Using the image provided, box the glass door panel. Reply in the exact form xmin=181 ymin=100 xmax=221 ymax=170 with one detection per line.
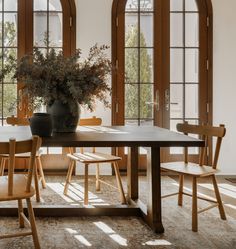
xmin=168 ymin=0 xmax=200 ymax=161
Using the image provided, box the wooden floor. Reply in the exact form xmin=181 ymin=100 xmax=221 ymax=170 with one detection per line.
xmin=0 ymin=175 xmax=236 ymax=248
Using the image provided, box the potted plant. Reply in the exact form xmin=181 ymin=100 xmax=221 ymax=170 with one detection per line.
xmin=3 ymin=44 xmax=111 ymax=133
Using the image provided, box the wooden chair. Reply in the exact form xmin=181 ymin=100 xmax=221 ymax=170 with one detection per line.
xmin=0 ymin=136 xmax=41 ymax=248
xmin=161 ymin=123 xmax=226 ymax=232
xmin=63 ymin=116 xmax=126 ymax=205
xmin=0 ymin=116 xmax=46 ymax=202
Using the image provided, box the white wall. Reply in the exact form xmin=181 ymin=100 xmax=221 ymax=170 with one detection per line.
xmin=212 ymin=0 xmax=236 ymax=175
xmin=76 ymin=0 xmax=112 ymax=126
xmin=76 ymin=0 xmax=236 ymax=175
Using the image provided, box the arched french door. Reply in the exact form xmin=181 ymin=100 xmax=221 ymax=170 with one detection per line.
xmin=0 ymin=0 xmax=76 ymax=123
xmin=112 ymin=0 xmax=212 ymax=169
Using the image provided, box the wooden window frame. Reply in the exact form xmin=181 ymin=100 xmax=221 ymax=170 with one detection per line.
xmin=17 ymin=0 xmax=76 ymax=118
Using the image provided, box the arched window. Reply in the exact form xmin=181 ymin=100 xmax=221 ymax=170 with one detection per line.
xmin=0 ymin=0 xmax=76 ymax=124
xmin=112 ymin=0 xmax=212 ymax=164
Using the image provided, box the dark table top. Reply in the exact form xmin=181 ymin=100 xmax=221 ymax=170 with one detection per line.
xmin=0 ymin=125 xmax=204 ymax=148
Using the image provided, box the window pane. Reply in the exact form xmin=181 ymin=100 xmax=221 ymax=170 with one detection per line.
xmin=125 ymin=14 xmax=138 ymax=47
xmin=170 ymin=0 xmax=183 ymax=11
xmin=186 ymin=119 xmax=199 ymax=154
xmin=185 ymin=49 xmax=199 ymax=82
xmin=3 ymin=48 xmax=17 ymax=82
xmin=185 ymin=84 xmax=199 ymax=118
xmin=170 ymin=119 xmax=184 ymax=154
xmin=170 ymin=49 xmax=183 ymax=82
xmin=185 ymin=13 xmax=199 ymax=47
xmin=125 ymin=48 xmax=138 ymax=83
xmin=49 ymin=0 xmax=62 ymax=11
xmin=34 ymin=0 xmax=47 ymax=11
xmin=34 ymin=12 xmax=47 ymax=47
xmin=0 ymin=0 xmax=2 ymax=11
xmin=0 ymin=13 xmax=2 ymax=43
xmin=170 ymin=13 xmax=183 ymax=47
xmin=4 ymin=0 xmax=17 ymax=11
xmin=170 ymin=84 xmax=183 ymax=119
xmin=125 ymin=120 xmax=139 ymax=126
xmin=140 ymin=84 xmax=153 ymax=119
xmin=125 ymin=84 xmax=138 ymax=118
xmin=140 ymin=119 xmax=154 ymax=126
xmin=140 ymin=13 xmax=153 ymax=47
xmin=140 ymin=0 xmax=153 ymax=11
xmin=185 ymin=0 xmax=198 ymax=11
xmin=4 ymin=13 xmax=17 ymax=47
xmin=126 ymin=0 xmax=138 ymax=11
xmin=49 ymin=12 xmax=62 ymax=47
xmin=140 ymin=48 xmax=153 ymax=82
xmin=3 ymin=84 xmax=17 ymax=118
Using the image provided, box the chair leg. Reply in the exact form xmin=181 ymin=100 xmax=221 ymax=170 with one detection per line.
xmin=212 ymin=175 xmax=226 ymax=220
xmin=0 ymin=158 xmax=6 ymax=176
xmin=37 ymin=157 xmax=46 ymax=189
xmin=64 ymin=160 xmax=75 ymax=195
xmin=84 ymin=164 xmax=89 ymax=205
xmin=18 ymin=199 xmax=24 ymax=228
xmin=113 ymin=162 xmax=126 ymax=204
xmin=34 ymin=162 xmax=40 ymax=203
xmin=96 ymin=163 xmax=101 ymax=191
xmin=192 ymin=177 xmax=198 ymax=232
xmin=178 ymin=174 xmax=184 ymax=206
xmin=26 ymin=198 xmax=41 ymax=249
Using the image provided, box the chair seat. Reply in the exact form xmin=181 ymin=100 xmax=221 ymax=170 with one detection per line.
xmin=161 ymin=161 xmax=219 ymax=177
xmin=0 ymin=175 xmax=35 ymax=201
xmin=67 ymin=152 xmax=121 ymax=164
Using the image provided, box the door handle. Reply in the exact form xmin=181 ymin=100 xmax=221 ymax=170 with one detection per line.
xmin=145 ymin=90 xmax=159 ymax=111
xmin=165 ymin=89 xmax=170 ymax=111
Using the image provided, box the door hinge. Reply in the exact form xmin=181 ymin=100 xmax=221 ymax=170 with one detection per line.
xmin=115 ymin=102 xmax=119 ymax=113
xmin=70 ymin=17 xmax=73 ymax=27
xmin=206 ymin=103 xmax=209 ymax=113
xmin=116 ymin=17 xmax=119 ymax=27
xmin=206 ymin=60 xmax=209 ymax=70
xmin=207 ymin=16 xmax=210 ymax=27
xmin=116 ymin=59 xmax=119 ymax=69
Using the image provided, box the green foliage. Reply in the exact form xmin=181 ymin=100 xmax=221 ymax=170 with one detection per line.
xmin=2 ymin=44 xmax=112 ymax=113
xmin=0 ymin=21 xmax=17 ymax=118
xmin=125 ymin=25 xmax=152 ymax=120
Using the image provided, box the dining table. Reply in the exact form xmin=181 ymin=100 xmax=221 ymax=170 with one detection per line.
xmin=0 ymin=125 xmax=204 ymax=233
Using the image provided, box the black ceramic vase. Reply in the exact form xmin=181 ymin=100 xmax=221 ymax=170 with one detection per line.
xmin=29 ymin=113 xmax=53 ymax=137
xmin=48 ymin=100 xmax=79 ymax=133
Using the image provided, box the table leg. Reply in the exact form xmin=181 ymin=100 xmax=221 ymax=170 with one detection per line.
xmin=146 ymin=147 xmax=164 ymax=233
xmin=127 ymin=147 xmax=139 ymax=200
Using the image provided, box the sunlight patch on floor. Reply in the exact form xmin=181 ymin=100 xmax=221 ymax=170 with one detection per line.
xmin=94 ymin=221 xmax=127 ymax=246
xmin=65 ymin=228 xmax=92 ymax=247
xmin=142 ymin=239 xmax=172 ymax=246
xmin=47 ymin=182 xmax=110 ymax=206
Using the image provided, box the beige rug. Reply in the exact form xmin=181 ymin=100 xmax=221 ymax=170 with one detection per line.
xmin=0 ymin=176 xmax=236 ymax=249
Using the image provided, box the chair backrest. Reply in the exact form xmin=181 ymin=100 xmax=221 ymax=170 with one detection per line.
xmin=0 ymin=136 xmax=41 ymax=195
xmin=77 ymin=116 xmax=102 ymax=153
xmin=6 ymin=116 xmax=29 ymax=126
xmin=78 ymin=116 xmax=102 ymax=126
xmin=177 ymin=122 xmax=226 ymax=169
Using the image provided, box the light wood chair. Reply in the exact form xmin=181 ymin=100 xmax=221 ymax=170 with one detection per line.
xmin=0 ymin=136 xmax=41 ymax=248
xmin=63 ymin=116 xmax=126 ymax=205
xmin=161 ymin=122 xmax=226 ymax=232
xmin=0 ymin=116 xmax=46 ymax=202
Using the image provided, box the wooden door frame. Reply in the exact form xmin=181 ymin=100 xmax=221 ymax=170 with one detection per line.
xmin=112 ymin=0 xmax=213 ymax=169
